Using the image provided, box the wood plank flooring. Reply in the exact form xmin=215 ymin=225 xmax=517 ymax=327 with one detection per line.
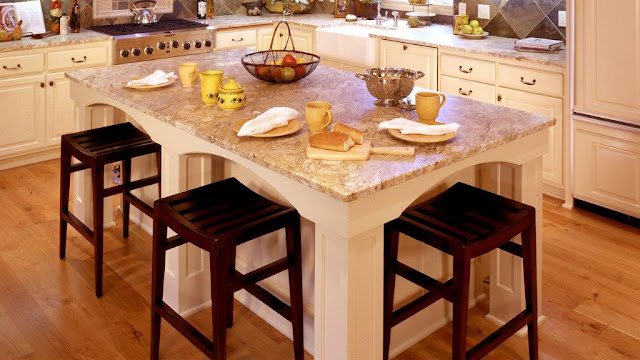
xmin=1 ymin=159 xmax=640 ymax=359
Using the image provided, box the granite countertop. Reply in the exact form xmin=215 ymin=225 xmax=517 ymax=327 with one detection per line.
xmin=204 ymin=14 xmax=565 ymax=68
xmin=0 ymin=29 xmax=112 ymax=52
xmin=66 ymin=48 xmax=554 ymax=202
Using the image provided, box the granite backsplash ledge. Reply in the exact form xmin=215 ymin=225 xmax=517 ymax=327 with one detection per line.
xmin=1 ymin=0 xmax=334 ymax=28
xmin=454 ymin=0 xmax=566 ymax=41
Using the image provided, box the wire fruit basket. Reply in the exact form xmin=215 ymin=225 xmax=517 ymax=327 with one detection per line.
xmin=241 ymin=21 xmax=321 ymax=83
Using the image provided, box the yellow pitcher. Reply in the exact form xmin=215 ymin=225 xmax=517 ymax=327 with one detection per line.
xmin=199 ymin=70 xmax=224 ymax=106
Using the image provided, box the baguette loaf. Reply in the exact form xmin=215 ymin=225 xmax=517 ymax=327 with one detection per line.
xmin=332 ymin=123 xmax=364 ymax=145
xmin=309 ymin=132 xmax=355 ymax=152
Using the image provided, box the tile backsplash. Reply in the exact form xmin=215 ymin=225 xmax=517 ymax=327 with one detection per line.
xmin=454 ymin=0 xmax=565 ymax=41
xmin=1 ymin=0 xmax=334 ymax=28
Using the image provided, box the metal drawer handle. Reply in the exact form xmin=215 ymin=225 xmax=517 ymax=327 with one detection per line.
xmin=71 ymin=56 xmax=87 ymax=63
xmin=231 ymin=38 xmax=244 ymax=42
xmin=520 ymin=77 xmax=536 ymax=86
xmin=49 ymin=81 xmax=54 ymax=87
xmin=279 ymin=33 xmax=284 ymax=37
xmin=458 ymin=88 xmax=473 ymax=96
xmin=403 ymin=45 xmax=408 ymax=50
xmin=2 ymin=64 xmax=21 ymax=70
xmin=497 ymin=94 xmax=502 ymax=102
xmin=459 ymin=66 xmax=472 ymax=73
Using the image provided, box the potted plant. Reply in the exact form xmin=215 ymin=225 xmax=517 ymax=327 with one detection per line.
xmin=355 ymin=0 xmax=377 ymax=20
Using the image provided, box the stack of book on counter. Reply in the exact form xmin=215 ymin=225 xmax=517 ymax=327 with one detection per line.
xmin=514 ymin=37 xmax=564 ymax=53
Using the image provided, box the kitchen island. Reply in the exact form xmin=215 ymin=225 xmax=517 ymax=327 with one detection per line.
xmin=67 ymin=48 xmax=553 ymax=360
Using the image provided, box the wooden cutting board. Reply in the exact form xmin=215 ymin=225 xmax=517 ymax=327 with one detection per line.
xmin=306 ymin=140 xmax=415 ymax=161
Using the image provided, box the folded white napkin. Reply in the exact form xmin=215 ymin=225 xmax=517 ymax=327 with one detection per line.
xmin=237 ymin=107 xmax=300 ymax=137
xmin=378 ymin=118 xmax=460 ymax=136
xmin=126 ymin=70 xmax=177 ymax=86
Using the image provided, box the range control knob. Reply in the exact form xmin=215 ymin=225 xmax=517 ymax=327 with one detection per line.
xmin=171 ymin=40 xmax=179 ymax=48
xmin=120 ymin=49 xmax=130 ymax=58
xmin=204 ymin=39 xmax=213 ymax=47
xmin=157 ymin=42 xmax=166 ymax=50
xmin=194 ymin=40 xmax=202 ymax=49
xmin=132 ymin=48 xmax=141 ymax=56
xmin=144 ymin=46 xmax=154 ymax=55
xmin=183 ymin=42 xmax=191 ymax=50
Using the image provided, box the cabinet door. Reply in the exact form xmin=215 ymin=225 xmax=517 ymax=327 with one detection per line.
xmin=574 ymin=119 xmax=640 ymax=218
xmin=257 ymin=27 xmax=278 ymax=51
xmin=262 ymin=26 xmax=313 ymax=53
xmin=379 ymin=40 xmax=437 ymax=90
xmin=45 ymin=72 xmax=74 ymax=146
xmin=575 ymin=0 xmax=640 ymax=125
xmin=0 ymin=75 xmax=46 ymax=157
xmin=497 ymin=87 xmax=563 ymax=186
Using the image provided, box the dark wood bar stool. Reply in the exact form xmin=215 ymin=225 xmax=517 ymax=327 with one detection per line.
xmin=59 ymin=122 xmax=161 ymax=298
xmin=150 ymin=177 xmax=304 ymax=360
xmin=383 ymin=182 xmax=538 ymax=360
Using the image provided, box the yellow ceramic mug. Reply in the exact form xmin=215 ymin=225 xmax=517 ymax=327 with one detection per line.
xmin=416 ymin=91 xmax=447 ymax=123
xmin=305 ymin=101 xmax=334 ymax=133
xmin=199 ymin=70 xmax=224 ymax=106
xmin=179 ymin=62 xmax=199 ymax=87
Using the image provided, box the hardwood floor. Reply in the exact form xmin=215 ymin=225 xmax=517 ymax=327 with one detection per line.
xmin=1 ymin=159 xmax=640 ymax=359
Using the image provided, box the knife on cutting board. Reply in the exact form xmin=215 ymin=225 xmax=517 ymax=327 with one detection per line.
xmin=306 ymin=140 xmax=415 ymax=161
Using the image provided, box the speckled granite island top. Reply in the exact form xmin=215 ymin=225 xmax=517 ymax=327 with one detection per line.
xmin=67 ymin=48 xmax=554 ymax=202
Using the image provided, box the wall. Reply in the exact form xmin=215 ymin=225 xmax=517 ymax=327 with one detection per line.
xmin=453 ymin=0 xmax=566 ymax=40
xmin=0 ymin=0 xmax=333 ymax=28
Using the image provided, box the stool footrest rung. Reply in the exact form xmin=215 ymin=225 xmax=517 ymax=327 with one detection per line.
xmin=395 ymin=261 xmax=454 ymax=302
xmin=498 ymin=241 xmax=522 ymax=258
xmin=466 ymin=310 xmax=533 ymax=359
xmin=239 ymin=272 xmax=292 ymax=322
xmin=155 ymin=301 xmax=215 ymax=357
xmin=392 ymin=288 xmax=447 ymax=327
xmin=103 ymin=175 xmax=160 ymax=198
xmin=61 ymin=211 xmax=94 ymax=244
xmin=232 ymin=257 xmax=289 ymax=292
xmin=123 ymin=193 xmax=153 ymax=217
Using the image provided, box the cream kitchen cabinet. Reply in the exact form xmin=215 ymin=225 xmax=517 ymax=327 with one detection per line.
xmin=379 ymin=39 xmax=437 ymax=90
xmin=575 ymin=0 xmax=640 ymax=126
xmin=0 ymin=40 xmax=111 ymax=170
xmin=215 ymin=28 xmax=258 ymax=50
xmin=0 ymin=75 xmax=46 ymax=157
xmin=574 ymin=118 xmax=640 ymax=218
xmin=257 ymin=25 xmax=314 ymax=53
xmin=497 ymin=87 xmax=563 ymax=186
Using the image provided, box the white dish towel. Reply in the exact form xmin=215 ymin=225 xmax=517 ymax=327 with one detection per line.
xmin=237 ymin=107 xmax=300 ymax=137
xmin=378 ymin=118 xmax=460 ymax=136
xmin=126 ymin=70 xmax=177 ymax=87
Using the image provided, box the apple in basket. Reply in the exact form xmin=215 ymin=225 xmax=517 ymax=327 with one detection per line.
xmin=282 ymin=53 xmax=297 ymax=66
xmin=256 ymin=65 xmax=271 ymax=80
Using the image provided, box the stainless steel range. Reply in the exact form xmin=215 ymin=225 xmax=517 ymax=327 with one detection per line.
xmin=91 ymin=19 xmax=216 ymax=65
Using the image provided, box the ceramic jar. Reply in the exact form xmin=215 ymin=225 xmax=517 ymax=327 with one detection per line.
xmin=216 ymin=77 xmax=245 ymax=111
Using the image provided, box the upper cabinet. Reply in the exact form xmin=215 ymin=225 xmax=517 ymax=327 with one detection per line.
xmin=379 ymin=40 xmax=438 ymax=90
xmin=574 ymin=0 xmax=640 ymax=126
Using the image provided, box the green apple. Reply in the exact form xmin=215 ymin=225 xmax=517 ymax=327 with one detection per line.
xmin=472 ymin=26 xmax=484 ymax=35
xmin=469 ymin=20 xmax=480 ymax=28
xmin=461 ymin=24 xmax=473 ymax=34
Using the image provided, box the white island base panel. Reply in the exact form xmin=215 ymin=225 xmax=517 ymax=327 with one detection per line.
xmin=70 ymin=82 xmax=546 ymax=360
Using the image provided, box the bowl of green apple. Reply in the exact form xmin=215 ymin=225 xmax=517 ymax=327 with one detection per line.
xmin=459 ymin=19 xmax=489 ymax=39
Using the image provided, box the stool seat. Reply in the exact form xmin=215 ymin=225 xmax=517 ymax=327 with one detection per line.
xmin=384 ymin=182 xmax=538 ymax=360
xmin=395 ymin=182 xmax=534 ymax=257
xmin=151 ymin=178 xmax=304 ymax=360
xmin=59 ymin=122 xmax=161 ymax=298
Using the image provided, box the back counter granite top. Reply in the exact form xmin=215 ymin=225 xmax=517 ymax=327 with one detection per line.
xmin=66 ymin=48 xmax=554 ymax=202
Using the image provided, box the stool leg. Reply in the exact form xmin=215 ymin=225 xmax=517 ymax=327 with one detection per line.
xmin=59 ymin=148 xmax=72 ymax=260
xmin=150 ymin=214 xmax=167 ymax=360
xmin=383 ymin=226 xmax=400 ymax=360
xmin=226 ymin=244 xmax=236 ymax=329
xmin=122 ymin=159 xmax=131 ymax=239
xmin=156 ymin=149 xmax=162 ymax=199
xmin=452 ymin=250 xmax=471 ymax=360
xmin=211 ymin=244 xmax=230 ymax=360
xmin=286 ymin=215 xmax=304 ymax=360
xmin=522 ymin=220 xmax=538 ymax=360
xmin=92 ymin=165 xmax=105 ymax=298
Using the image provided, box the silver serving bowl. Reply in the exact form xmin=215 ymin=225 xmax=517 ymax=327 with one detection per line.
xmin=356 ymin=68 xmax=425 ymax=107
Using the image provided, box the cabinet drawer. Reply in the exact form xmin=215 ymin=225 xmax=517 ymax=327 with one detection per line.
xmin=216 ymin=29 xmax=257 ymax=49
xmin=441 ymin=75 xmax=495 ymax=104
xmin=440 ymin=54 xmax=495 ymax=84
xmin=47 ymin=46 xmax=109 ymax=72
xmin=0 ymin=54 xmax=45 ymax=79
xmin=498 ymin=64 xmax=563 ymax=97
xmin=574 ymin=118 xmax=640 ymax=217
